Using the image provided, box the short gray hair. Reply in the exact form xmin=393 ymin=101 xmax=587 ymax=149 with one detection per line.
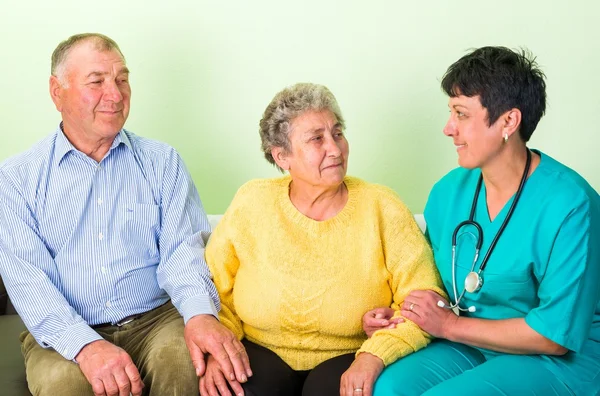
xmin=51 ymin=33 xmax=125 ymax=84
xmin=259 ymin=83 xmax=345 ymax=171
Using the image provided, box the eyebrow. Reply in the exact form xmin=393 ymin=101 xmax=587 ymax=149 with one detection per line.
xmin=303 ymin=122 xmax=343 ymax=135
xmin=85 ymin=67 xmax=130 ymax=78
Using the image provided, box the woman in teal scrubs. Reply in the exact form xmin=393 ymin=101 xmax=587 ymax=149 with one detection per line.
xmin=364 ymin=47 xmax=600 ymax=395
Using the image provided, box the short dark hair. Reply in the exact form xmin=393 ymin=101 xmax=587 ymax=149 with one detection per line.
xmin=441 ymin=46 xmax=547 ymax=142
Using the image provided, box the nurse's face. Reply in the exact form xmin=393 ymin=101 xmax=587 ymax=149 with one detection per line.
xmin=443 ymin=95 xmax=505 ymax=169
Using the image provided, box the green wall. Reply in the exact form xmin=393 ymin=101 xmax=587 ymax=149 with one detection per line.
xmin=2 ymin=1 xmax=598 ymax=214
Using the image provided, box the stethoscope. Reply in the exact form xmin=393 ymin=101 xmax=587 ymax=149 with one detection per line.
xmin=437 ymin=149 xmax=532 ymax=313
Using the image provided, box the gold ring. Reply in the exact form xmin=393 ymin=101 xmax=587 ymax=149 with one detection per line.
xmin=354 ymin=389 xmax=363 ymax=393
xmin=409 ymin=303 xmax=415 ymax=311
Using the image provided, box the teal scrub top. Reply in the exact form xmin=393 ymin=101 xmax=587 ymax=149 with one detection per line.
xmin=424 ymin=150 xmax=600 ymax=392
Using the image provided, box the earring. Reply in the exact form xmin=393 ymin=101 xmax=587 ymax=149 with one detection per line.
xmin=503 ymin=133 xmax=509 ymax=143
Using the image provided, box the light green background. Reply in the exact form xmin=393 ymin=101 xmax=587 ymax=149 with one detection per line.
xmin=1 ymin=1 xmax=598 ymax=214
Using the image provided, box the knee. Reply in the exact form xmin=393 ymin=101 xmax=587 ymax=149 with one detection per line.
xmin=373 ymin=368 xmax=399 ymax=396
xmin=29 ymin=362 xmax=91 ymax=396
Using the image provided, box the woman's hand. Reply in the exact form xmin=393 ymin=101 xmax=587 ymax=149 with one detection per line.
xmin=340 ymin=353 xmax=384 ymax=396
xmin=199 ymin=354 xmax=244 ymax=396
xmin=362 ymin=307 xmax=404 ymax=337
xmin=400 ymin=290 xmax=458 ymax=338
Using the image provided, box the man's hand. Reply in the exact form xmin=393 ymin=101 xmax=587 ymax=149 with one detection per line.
xmin=76 ymin=339 xmax=143 ymax=396
xmin=199 ymin=354 xmax=244 ymax=396
xmin=340 ymin=353 xmax=384 ymax=396
xmin=362 ymin=307 xmax=403 ymax=338
xmin=185 ymin=314 xmax=252 ymax=384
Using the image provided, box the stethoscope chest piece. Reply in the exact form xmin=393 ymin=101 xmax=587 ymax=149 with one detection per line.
xmin=464 ymin=271 xmax=483 ymax=293
xmin=439 ymin=149 xmax=532 ymax=313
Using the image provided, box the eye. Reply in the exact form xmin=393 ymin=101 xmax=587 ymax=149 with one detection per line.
xmin=117 ymin=78 xmax=129 ymax=84
xmin=457 ymin=111 xmax=466 ymax=118
xmin=90 ymin=80 xmax=102 ymax=85
xmin=333 ymin=131 xmax=344 ymax=139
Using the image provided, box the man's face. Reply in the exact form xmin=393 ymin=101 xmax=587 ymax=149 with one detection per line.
xmin=50 ymin=41 xmax=131 ymax=144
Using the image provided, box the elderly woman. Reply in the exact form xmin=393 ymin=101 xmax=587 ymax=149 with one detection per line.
xmin=200 ymin=83 xmax=445 ymax=396
xmin=365 ymin=47 xmax=600 ymax=395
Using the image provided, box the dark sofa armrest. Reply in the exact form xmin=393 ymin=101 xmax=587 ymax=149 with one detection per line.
xmin=1 ymin=276 xmax=7 ymax=316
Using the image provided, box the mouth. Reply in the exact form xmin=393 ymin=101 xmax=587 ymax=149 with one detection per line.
xmin=321 ymin=163 xmax=343 ymax=171
xmin=454 ymin=143 xmax=466 ymax=150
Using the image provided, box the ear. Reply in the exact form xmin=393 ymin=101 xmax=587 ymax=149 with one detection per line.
xmin=49 ymin=75 xmax=65 ymax=112
xmin=271 ymin=146 xmax=290 ymax=171
xmin=500 ymin=108 xmax=522 ymax=140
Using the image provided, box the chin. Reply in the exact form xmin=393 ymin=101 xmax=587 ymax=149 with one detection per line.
xmin=457 ymin=157 xmax=479 ymax=170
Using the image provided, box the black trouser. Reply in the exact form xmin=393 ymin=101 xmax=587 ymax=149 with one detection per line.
xmin=241 ymin=339 xmax=355 ymax=396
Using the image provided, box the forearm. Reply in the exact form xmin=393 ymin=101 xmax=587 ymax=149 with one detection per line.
xmin=157 ymin=220 xmax=220 ymax=322
xmin=1 ymin=254 xmax=102 ymax=360
xmin=358 ymin=321 xmax=432 ymax=365
xmin=445 ymin=316 xmax=568 ymax=355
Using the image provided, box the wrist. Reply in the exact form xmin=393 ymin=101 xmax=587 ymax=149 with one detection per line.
xmin=187 ymin=313 xmax=218 ymax=326
xmin=442 ymin=315 xmax=460 ymax=341
xmin=356 ymin=352 xmax=384 ymax=368
xmin=75 ymin=339 xmax=105 ymax=363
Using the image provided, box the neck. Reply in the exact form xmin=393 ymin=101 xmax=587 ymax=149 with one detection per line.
xmin=61 ymin=123 xmax=117 ymax=163
xmin=480 ymin=144 xmax=535 ymax=198
xmin=289 ymin=179 xmax=348 ymax=221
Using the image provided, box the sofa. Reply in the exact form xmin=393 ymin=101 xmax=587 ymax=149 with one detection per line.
xmin=0 ymin=214 xmax=426 ymax=395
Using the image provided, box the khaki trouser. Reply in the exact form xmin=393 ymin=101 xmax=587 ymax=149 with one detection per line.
xmin=21 ymin=301 xmax=198 ymax=396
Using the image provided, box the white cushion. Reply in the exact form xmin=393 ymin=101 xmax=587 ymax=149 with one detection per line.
xmin=207 ymin=214 xmax=426 ymax=233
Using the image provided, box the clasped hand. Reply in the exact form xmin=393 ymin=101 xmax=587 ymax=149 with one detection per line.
xmin=363 ymin=291 xmax=458 ymax=339
xmin=185 ymin=315 xmax=252 ymax=396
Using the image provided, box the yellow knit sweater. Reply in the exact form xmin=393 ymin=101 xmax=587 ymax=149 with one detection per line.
xmin=205 ymin=176 xmax=445 ymax=370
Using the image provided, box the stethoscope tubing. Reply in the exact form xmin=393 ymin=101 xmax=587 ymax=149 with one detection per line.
xmin=446 ymin=149 xmax=532 ymax=311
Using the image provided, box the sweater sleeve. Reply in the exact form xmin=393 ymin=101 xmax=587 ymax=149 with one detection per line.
xmin=357 ymin=194 xmax=446 ymax=366
xmin=204 ymin=205 xmax=244 ymax=340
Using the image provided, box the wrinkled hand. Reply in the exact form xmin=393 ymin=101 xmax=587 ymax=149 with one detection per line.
xmin=362 ymin=307 xmax=404 ymax=338
xmin=185 ymin=314 xmax=252 ymax=384
xmin=199 ymin=354 xmax=244 ymax=396
xmin=340 ymin=353 xmax=384 ymax=396
xmin=401 ymin=290 xmax=458 ymax=338
xmin=76 ymin=339 xmax=143 ymax=396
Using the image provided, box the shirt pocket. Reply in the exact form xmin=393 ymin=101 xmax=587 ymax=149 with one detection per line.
xmin=117 ymin=203 xmax=160 ymax=260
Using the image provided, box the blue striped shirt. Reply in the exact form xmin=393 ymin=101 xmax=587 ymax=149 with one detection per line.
xmin=0 ymin=126 xmax=220 ymax=360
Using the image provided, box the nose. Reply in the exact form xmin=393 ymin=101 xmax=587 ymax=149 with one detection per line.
xmin=443 ymin=115 xmax=456 ymax=137
xmin=324 ymin=134 xmax=342 ymax=157
xmin=103 ymin=80 xmax=124 ymax=103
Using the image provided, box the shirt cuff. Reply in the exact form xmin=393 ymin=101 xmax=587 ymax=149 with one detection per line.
xmin=51 ymin=321 xmax=103 ymax=361
xmin=179 ymin=294 xmax=219 ymax=324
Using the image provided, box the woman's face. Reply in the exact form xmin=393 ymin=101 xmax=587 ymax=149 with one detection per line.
xmin=443 ymin=94 xmax=505 ymax=169
xmin=278 ymin=109 xmax=349 ymax=190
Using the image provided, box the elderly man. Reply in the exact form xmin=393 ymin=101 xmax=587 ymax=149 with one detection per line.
xmin=0 ymin=33 xmax=251 ymax=396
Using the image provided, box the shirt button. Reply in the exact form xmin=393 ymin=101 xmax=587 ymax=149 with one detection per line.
xmin=97 ymin=198 xmax=103 ymax=205
xmin=101 ymin=267 xmax=107 ymax=274
xmin=98 ymin=232 xmax=104 ymax=240
xmin=105 ymin=301 xmax=112 ymax=308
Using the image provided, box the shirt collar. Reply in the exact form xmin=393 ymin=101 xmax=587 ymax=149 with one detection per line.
xmin=54 ymin=122 xmax=132 ymax=166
